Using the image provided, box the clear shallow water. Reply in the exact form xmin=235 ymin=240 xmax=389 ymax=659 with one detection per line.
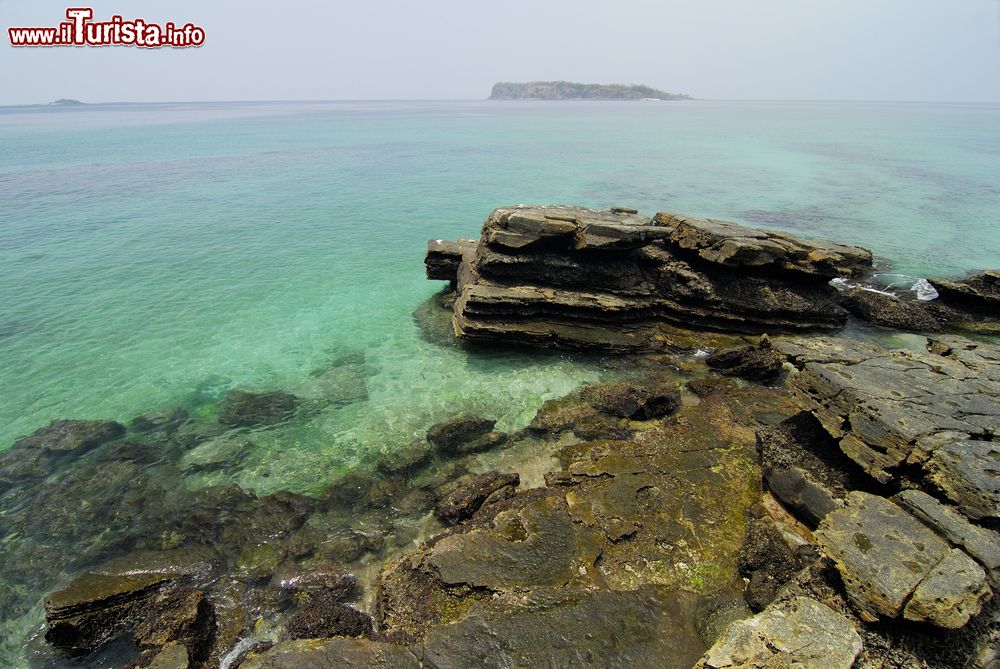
xmin=0 ymin=100 xmax=999 ymax=665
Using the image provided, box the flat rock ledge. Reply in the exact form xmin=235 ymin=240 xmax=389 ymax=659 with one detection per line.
xmin=696 ymin=596 xmax=862 ymax=669
xmin=426 ymin=205 xmax=873 ymax=351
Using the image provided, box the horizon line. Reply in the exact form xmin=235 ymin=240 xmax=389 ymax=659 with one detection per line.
xmin=3 ymin=97 xmax=1000 ymax=108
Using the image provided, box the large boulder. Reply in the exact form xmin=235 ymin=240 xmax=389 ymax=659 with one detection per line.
xmin=655 ymin=212 xmax=873 ymax=279
xmin=428 ymin=205 xmax=872 ymax=351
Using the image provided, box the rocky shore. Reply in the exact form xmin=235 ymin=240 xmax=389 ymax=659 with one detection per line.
xmin=1 ymin=205 xmax=999 ymax=668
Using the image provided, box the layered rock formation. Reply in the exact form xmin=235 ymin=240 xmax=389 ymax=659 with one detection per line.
xmin=426 ymin=206 xmax=873 ymax=351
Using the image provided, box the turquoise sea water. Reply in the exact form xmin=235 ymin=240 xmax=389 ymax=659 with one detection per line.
xmin=0 ymin=100 xmax=999 ymax=665
xmin=2 ymin=100 xmax=999 ymax=460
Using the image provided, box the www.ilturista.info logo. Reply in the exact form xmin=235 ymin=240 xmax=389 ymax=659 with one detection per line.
xmin=8 ymin=8 xmax=205 ymax=48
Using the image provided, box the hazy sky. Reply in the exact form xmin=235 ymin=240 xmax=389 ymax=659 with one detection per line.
xmin=1 ymin=0 xmax=998 ymax=104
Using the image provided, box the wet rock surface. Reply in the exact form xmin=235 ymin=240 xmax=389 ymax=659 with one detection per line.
xmin=433 ymin=470 xmax=520 ymax=524
xmin=706 ymin=336 xmax=784 ymax=384
xmin=838 ymin=287 xmax=943 ymax=332
xmin=239 ymin=638 xmax=420 ymax=669
xmin=427 ymin=205 xmax=872 ymax=351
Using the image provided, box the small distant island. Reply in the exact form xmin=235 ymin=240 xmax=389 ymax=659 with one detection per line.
xmin=48 ymin=99 xmax=86 ymax=106
xmin=489 ymin=81 xmax=691 ymax=101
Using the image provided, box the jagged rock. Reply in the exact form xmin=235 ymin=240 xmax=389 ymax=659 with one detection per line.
xmin=239 ymin=638 xmax=420 ymax=669
xmin=655 ymin=212 xmax=873 ymax=279
xmin=695 ymin=596 xmax=862 ymax=669
xmin=930 ymin=270 xmax=1000 ymax=326
xmin=893 ymin=489 xmax=1000 ymax=586
xmin=925 ymin=440 xmax=1000 ymax=522
xmin=426 ymin=415 xmax=498 ymax=454
xmin=737 ymin=519 xmax=804 ymax=611
xmin=286 ymin=597 xmax=374 ymax=640
xmin=837 ymin=287 xmax=942 ymax=331
xmin=431 ymin=205 xmax=871 ymax=351
xmin=706 ymin=337 xmax=784 ymax=384
xmin=814 ymin=491 xmax=989 ymax=624
xmin=425 ymin=238 xmax=477 ymax=283
xmin=755 ymin=412 xmax=859 ymax=527
xmin=903 ymin=548 xmax=991 ymax=628
xmin=776 ymin=335 xmax=1000 ymax=485
xmin=44 ymin=553 xmax=215 ymax=660
xmin=433 ymin=471 xmax=519 ymax=524
xmin=584 ymin=383 xmax=681 ymax=420
xmin=217 ymin=389 xmax=298 ymax=427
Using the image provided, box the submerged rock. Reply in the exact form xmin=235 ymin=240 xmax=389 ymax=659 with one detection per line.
xmin=426 ymin=414 xmax=506 ymax=455
xmin=217 ymin=389 xmax=298 ymax=427
xmin=1 ymin=419 xmax=125 ymax=483
xmin=696 ymin=596 xmax=862 ymax=669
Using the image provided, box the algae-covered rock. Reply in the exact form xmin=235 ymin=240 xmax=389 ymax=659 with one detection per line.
xmin=1 ymin=418 xmax=125 ymax=483
xmin=239 ymin=637 xmax=420 ymax=669
xmin=428 ymin=494 xmax=603 ymax=590
xmin=422 ymin=586 xmax=707 ymax=669
xmin=235 ymin=542 xmax=286 ymax=582
xmin=696 ymin=596 xmax=862 ymax=669
xmin=286 ymin=597 xmax=374 ymax=640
